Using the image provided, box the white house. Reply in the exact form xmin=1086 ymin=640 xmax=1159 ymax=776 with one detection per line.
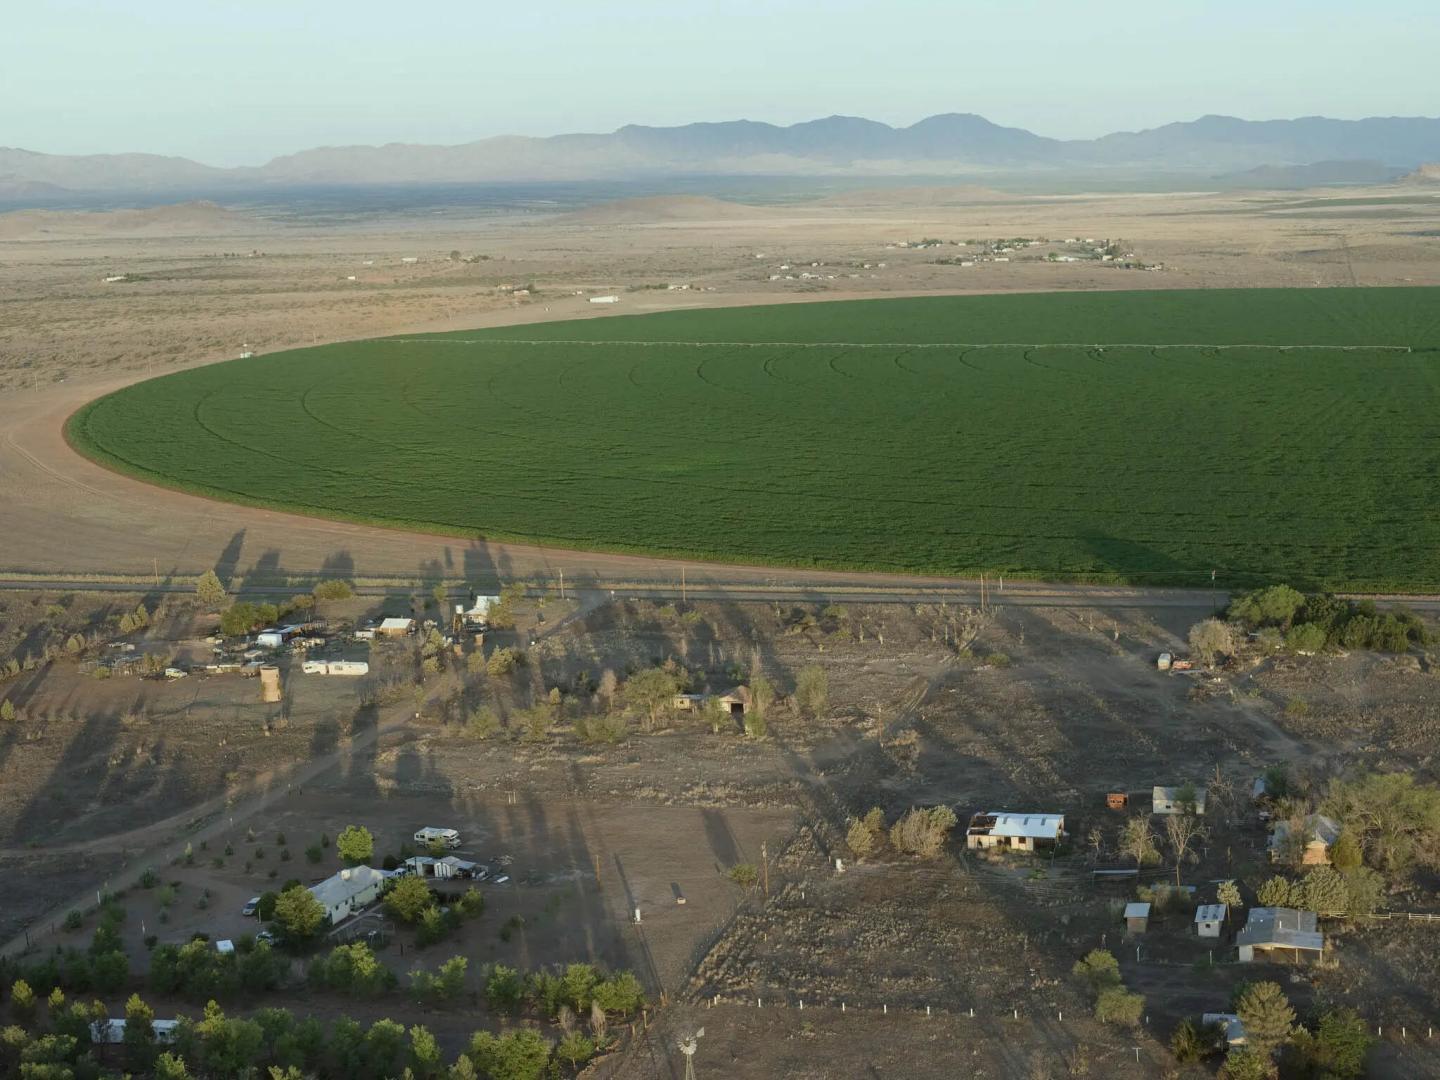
xmin=966 ymin=812 xmax=1066 ymax=852
xmin=589 ymin=295 xmax=619 ymax=304
xmin=1195 ymin=903 xmax=1227 ymax=937
xmin=309 ymin=865 xmax=386 ymax=925
xmin=1152 ymin=786 xmax=1207 ymax=815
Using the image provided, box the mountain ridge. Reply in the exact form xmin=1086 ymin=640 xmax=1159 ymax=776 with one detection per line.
xmin=6 ymin=112 xmax=1440 ymax=193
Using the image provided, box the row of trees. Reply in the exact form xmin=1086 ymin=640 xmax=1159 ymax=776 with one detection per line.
xmin=1208 ymin=584 xmax=1430 ymax=658
xmin=0 ymin=991 xmax=605 ymax=1080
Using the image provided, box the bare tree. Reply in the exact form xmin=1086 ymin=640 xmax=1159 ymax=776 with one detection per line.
xmin=1087 ymin=826 xmax=1105 ymax=864
xmin=1119 ymin=817 xmax=1160 ymax=866
xmin=1163 ymin=814 xmax=1209 ymax=886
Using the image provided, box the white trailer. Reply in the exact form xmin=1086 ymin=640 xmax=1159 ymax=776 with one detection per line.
xmin=414 ymin=827 xmax=461 ymax=849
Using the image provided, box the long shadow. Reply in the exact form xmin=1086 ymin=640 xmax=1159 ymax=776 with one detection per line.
xmin=213 ymin=529 xmax=247 ymax=587
xmin=244 ymin=549 xmax=288 ymax=592
xmin=320 ymin=550 xmax=355 ymax=582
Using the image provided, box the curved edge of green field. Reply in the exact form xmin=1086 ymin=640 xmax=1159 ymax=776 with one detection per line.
xmin=65 ymin=392 xmax=1160 ymax=586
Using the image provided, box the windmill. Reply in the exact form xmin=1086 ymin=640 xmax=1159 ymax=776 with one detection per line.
xmin=678 ymin=1027 xmax=704 ymax=1080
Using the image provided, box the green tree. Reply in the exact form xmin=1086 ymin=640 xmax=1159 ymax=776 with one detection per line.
xmin=794 ymin=665 xmax=828 ymax=718
xmin=1287 ymin=1007 xmax=1374 ymax=1079
xmin=336 ymin=825 xmax=374 ymax=865
xmin=1217 ymin=879 xmax=1243 ymax=911
xmin=623 ymin=667 xmax=682 ymax=731
xmin=9 ymin=980 xmax=36 ymax=1023
xmin=385 ymin=877 xmax=434 ymax=923
xmin=484 ymin=965 xmax=523 ymax=1013
xmin=410 ymin=1024 xmax=444 ymax=1079
xmin=0 ymin=700 xmax=14 ymax=722
xmin=364 ymin=1019 xmax=409 ymax=1080
xmin=1228 ymin=585 xmax=1305 ymax=628
xmin=1330 ymin=831 xmax=1363 ymax=873
xmin=556 ymin=1031 xmax=595 ymax=1068
xmin=592 ymin=971 xmax=645 ymax=1016
xmin=1297 ymin=866 xmax=1348 ymax=913
xmin=219 ymin=602 xmax=263 ymax=637
xmin=154 ymin=1052 xmax=194 ymax=1079
xmin=273 ymin=885 xmax=326 ymax=938
xmin=1342 ymin=866 xmax=1385 ymax=915
xmin=311 ymin=943 xmax=392 ymax=996
xmin=1284 ymin=622 xmax=1326 ymax=654
xmin=196 ymin=570 xmax=228 ymax=611
xmin=467 ymin=1030 xmax=551 ymax=1080
xmin=1256 ymin=875 xmax=1293 ymax=907
xmin=466 ymin=706 xmax=500 ymax=739
xmin=1220 ymin=1047 xmax=1271 ymax=1080
xmin=1072 ymin=949 xmax=1121 ymax=991
xmin=122 ymin=993 xmax=158 ymax=1073
xmin=1324 ymin=770 xmax=1440 ymax=875
xmin=846 ymin=807 xmax=886 ymax=857
xmin=1235 ymin=981 xmax=1295 ymax=1061
xmin=1095 ymin=987 xmax=1144 ymax=1026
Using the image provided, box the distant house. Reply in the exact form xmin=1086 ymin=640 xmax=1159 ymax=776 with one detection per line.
xmin=1236 ymin=907 xmax=1323 ymax=963
xmin=1124 ymin=902 xmax=1151 ymax=934
xmin=672 ymin=693 xmax=710 ymax=712
xmin=589 ymin=295 xmax=619 ymax=304
xmin=405 ymin=855 xmax=477 ymax=879
xmin=309 ymin=865 xmax=386 ymax=925
xmin=965 ymin=812 xmax=1066 ymax=852
xmin=1202 ymin=1013 xmax=1247 ymax=1048
xmin=1153 ymin=786 xmax=1207 ymax=815
xmin=377 ymin=618 xmax=415 ymax=638
xmin=1268 ymin=815 xmax=1341 ymax=866
xmin=457 ymin=595 xmax=500 ymax=628
xmin=1195 ymin=903 xmax=1227 ymax=937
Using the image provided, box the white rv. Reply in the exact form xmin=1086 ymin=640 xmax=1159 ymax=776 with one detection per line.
xmin=414 ymin=827 xmax=461 ymax=849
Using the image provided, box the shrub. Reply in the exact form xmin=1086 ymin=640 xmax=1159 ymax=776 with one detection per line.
xmin=846 ymin=807 xmax=887 ymax=857
xmin=484 ymin=964 xmax=523 ymax=1013
xmin=486 ymin=648 xmax=524 ymax=677
xmin=728 ymin=863 xmax=759 ymax=888
xmin=1072 ymin=949 xmax=1121 ymax=991
xmin=466 ymin=706 xmax=500 ymax=740
xmin=1297 ymin=867 xmax=1348 ymax=913
xmin=62 ymin=911 xmax=83 ymax=932
xmin=1285 ymin=622 xmax=1326 ymax=654
xmin=310 ymin=942 xmax=393 ymax=996
xmin=794 ymin=665 xmax=828 ymax=717
xmin=305 ymin=845 xmax=322 ymax=865
xmin=577 ymin=712 xmax=626 ymax=745
xmin=1094 ymin=986 xmax=1144 ymax=1026
xmin=889 ymin=806 xmax=958 ymax=858
xmin=1189 ymin=618 xmax=1235 ymax=665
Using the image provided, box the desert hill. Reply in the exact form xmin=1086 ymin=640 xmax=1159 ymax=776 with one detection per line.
xmin=0 ymin=200 xmax=255 ymax=240
xmin=554 ymin=195 xmax=780 ymax=225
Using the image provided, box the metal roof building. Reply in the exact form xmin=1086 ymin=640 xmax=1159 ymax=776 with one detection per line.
xmin=966 ymin=811 xmax=1066 ymax=851
xmin=1237 ymin=906 xmax=1323 ymax=962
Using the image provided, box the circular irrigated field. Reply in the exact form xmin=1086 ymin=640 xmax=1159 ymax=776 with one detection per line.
xmin=69 ymin=288 xmax=1440 ymax=588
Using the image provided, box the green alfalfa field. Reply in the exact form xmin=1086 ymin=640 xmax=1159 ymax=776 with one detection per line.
xmin=68 ymin=288 xmax=1440 ymax=589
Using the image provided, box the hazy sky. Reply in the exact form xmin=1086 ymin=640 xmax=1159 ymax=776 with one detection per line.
xmin=7 ymin=0 xmax=1438 ymax=165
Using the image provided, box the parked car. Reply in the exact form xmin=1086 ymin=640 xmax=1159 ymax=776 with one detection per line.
xmin=491 ymin=874 xmax=511 ymax=886
xmin=242 ymin=897 xmax=260 ymax=917
xmin=256 ymin=930 xmax=276 ymax=945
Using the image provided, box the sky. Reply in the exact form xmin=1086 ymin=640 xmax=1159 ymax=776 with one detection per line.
xmin=5 ymin=0 xmax=1439 ymax=165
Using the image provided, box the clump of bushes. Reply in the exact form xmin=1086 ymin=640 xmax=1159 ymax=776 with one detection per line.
xmin=889 ymin=806 xmax=958 ymax=858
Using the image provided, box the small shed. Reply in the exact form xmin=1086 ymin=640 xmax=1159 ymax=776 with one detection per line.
xmin=1124 ymin=902 xmax=1151 ymax=934
xmin=215 ymin=939 xmax=235 ymax=955
xmin=672 ymin=693 xmax=709 ymax=712
xmin=1156 ymin=652 xmax=1172 ymax=671
xmin=717 ymin=686 xmax=752 ymax=717
xmin=377 ymin=618 xmax=415 ymax=637
xmin=1195 ymin=903 xmax=1227 ymax=937
xmin=256 ymin=628 xmax=286 ymax=649
xmin=1106 ymin=792 xmax=1129 ymax=810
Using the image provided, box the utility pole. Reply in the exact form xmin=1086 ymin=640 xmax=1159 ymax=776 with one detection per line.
xmin=558 ymin=568 xmax=565 ymax=601
xmin=681 ymin=566 xmax=687 ymax=604
xmin=153 ymin=558 xmax=160 ymax=587
xmin=761 ymin=841 xmax=769 ymax=898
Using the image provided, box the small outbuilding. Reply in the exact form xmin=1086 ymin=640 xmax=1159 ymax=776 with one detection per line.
xmin=1106 ymin=792 xmax=1129 ymax=810
xmin=1194 ymin=903 xmax=1227 ymax=937
xmin=1124 ymin=902 xmax=1151 ymax=934
xmin=1153 ymin=785 xmax=1207 ymax=815
xmin=672 ymin=693 xmax=710 ymax=712
xmin=717 ymin=686 xmax=752 ymax=718
xmin=377 ymin=618 xmax=416 ymax=637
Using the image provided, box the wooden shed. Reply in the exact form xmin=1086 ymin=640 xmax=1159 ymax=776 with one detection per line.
xmin=1124 ymin=902 xmax=1151 ymax=934
xmin=1106 ymin=792 xmax=1129 ymax=810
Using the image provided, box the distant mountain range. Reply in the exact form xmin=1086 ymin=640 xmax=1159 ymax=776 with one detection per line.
xmin=4 ymin=113 xmax=1440 ymax=194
